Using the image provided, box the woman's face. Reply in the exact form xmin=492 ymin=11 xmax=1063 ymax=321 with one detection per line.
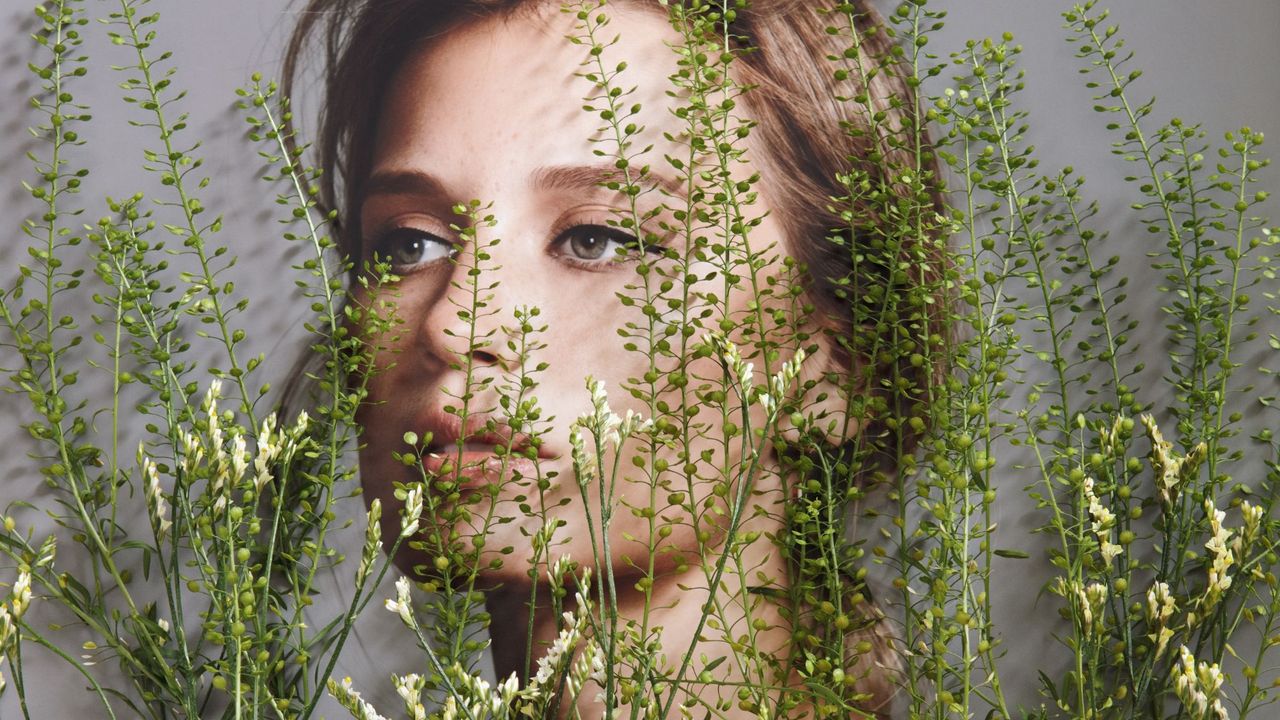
xmin=355 ymin=3 xmax=807 ymax=583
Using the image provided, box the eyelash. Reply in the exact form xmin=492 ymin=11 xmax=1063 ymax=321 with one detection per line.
xmin=365 ymin=222 xmax=664 ymax=274
xmin=551 ymin=223 xmax=664 ymax=272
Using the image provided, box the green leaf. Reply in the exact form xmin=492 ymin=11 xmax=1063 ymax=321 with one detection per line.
xmin=994 ymin=549 xmax=1031 ymax=559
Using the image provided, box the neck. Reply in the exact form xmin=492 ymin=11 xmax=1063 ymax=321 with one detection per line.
xmin=486 ymin=539 xmax=797 ymax=720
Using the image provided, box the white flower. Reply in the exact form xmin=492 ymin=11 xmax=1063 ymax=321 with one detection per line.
xmin=1173 ymin=646 xmax=1228 ymax=720
xmin=400 ymin=485 xmax=422 ymax=539
xmin=1146 ymin=581 xmax=1175 ymax=625
xmin=359 ymin=499 xmax=383 ymax=581
xmin=580 ymin=377 xmax=622 ymax=447
xmin=229 ymin=434 xmax=249 ymax=485
xmin=548 ymin=555 xmax=573 ymax=587
xmin=142 ymin=455 xmax=172 ymax=540
xmin=758 ymin=392 xmax=776 ymax=416
xmin=569 ymin=425 xmax=595 ymax=485
xmin=207 ymin=384 xmax=225 ymax=473
xmin=178 ymin=428 xmax=203 ymax=476
xmin=1141 ymin=414 xmax=1207 ymax=508
xmin=1146 ymin=581 xmax=1176 ymax=658
xmin=618 ymin=408 xmax=653 ymax=440
xmin=569 ymin=639 xmax=605 ymax=698
xmin=385 ymin=577 xmax=415 ymax=628
xmin=532 ymin=624 xmax=581 ymax=688
xmin=11 ymin=569 xmax=32 ymax=620
xmin=1083 ymin=476 xmax=1120 ymax=565
xmin=1203 ymin=499 xmax=1235 ymax=609
xmin=253 ymin=413 xmax=280 ymax=493
xmin=327 ymin=676 xmax=390 ymax=720
xmin=392 ymin=673 xmax=426 ymax=720
xmin=498 ymin=671 xmax=520 ymax=705
xmin=714 ymin=335 xmax=753 ymax=390
xmin=1078 ymin=582 xmax=1108 ymax=636
xmin=291 ymin=409 xmax=311 ymax=438
xmin=203 ymin=379 xmax=223 ymax=415
xmin=1241 ymin=500 xmax=1264 ymax=539
xmin=0 ymin=606 xmax=14 ymax=650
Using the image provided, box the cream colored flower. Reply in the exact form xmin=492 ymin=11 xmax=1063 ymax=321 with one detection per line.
xmin=327 ymin=676 xmax=390 ymax=720
xmin=400 ymin=485 xmax=422 ymax=539
xmin=385 ymin=577 xmax=414 ymax=627
xmin=11 ymin=569 xmax=31 ymax=620
xmin=253 ymin=413 xmax=280 ymax=493
xmin=393 ymin=672 xmax=426 ymax=720
xmin=141 ymin=454 xmax=172 ymax=540
xmin=1203 ymin=499 xmax=1235 ymax=610
xmin=1173 ymin=646 xmax=1228 ymax=720
xmin=358 ymin=499 xmax=382 ymax=581
xmin=1083 ymin=476 xmax=1121 ymax=565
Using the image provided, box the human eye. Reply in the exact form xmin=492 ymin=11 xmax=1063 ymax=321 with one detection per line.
xmin=369 ymin=226 xmax=455 ymax=273
xmin=552 ymin=223 xmax=661 ymax=267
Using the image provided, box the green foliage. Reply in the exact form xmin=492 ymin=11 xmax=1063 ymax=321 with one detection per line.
xmin=1 ymin=1 xmax=1277 ymax=719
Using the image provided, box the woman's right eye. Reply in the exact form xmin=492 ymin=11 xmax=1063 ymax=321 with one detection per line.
xmin=370 ymin=227 xmax=455 ymax=271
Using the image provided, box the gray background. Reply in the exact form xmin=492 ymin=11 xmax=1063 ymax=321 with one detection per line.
xmin=1 ymin=0 xmax=1277 ymax=717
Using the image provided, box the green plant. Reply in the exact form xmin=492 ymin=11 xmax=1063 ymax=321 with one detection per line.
xmin=1 ymin=1 xmax=1277 ymax=719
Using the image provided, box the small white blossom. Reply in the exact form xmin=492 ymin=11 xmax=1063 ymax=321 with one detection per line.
xmin=579 ymin=377 xmax=622 ymax=448
xmin=385 ymin=577 xmax=415 ymax=628
xmin=229 ymin=434 xmax=249 ymax=486
xmin=206 ymin=385 xmax=226 ymax=483
xmin=253 ymin=413 xmax=280 ymax=493
xmin=569 ymin=425 xmax=592 ymax=480
xmin=290 ymin=409 xmax=311 ymax=440
xmin=532 ymin=624 xmax=581 ymax=688
xmin=0 ymin=606 xmax=14 ymax=651
xmin=1078 ymin=582 xmax=1108 ymax=636
xmin=141 ymin=454 xmax=172 ymax=541
xmin=1141 ymin=414 xmax=1207 ymax=509
xmin=392 ymin=672 xmax=426 ymax=720
xmin=1203 ymin=499 xmax=1235 ymax=610
xmin=548 ymin=555 xmax=574 ymax=587
xmin=359 ymin=499 xmax=383 ymax=581
xmin=178 ymin=428 xmax=203 ymax=476
xmin=1173 ymin=646 xmax=1228 ymax=720
xmin=618 ymin=408 xmax=653 ymax=440
xmin=1146 ymin=581 xmax=1175 ymax=625
xmin=758 ymin=392 xmax=776 ymax=416
xmin=400 ymin=485 xmax=422 ymax=539
xmin=12 ymin=569 xmax=32 ymax=620
xmin=568 ymin=638 xmax=604 ymax=698
xmin=1083 ymin=476 xmax=1121 ymax=565
xmin=327 ymin=676 xmax=391 ymax=720
xmin=1146 ymin=581 xmax=1176 ymax=658
xmin=1241 ymin=500 xmax=1264 ymax=540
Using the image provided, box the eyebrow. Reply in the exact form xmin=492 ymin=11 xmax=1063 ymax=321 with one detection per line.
xmin=362 ymin=162 xmax=688 ymax=202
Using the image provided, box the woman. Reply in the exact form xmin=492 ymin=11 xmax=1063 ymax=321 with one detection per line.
xmin=285 ymin=0 xmax=945 ymax=717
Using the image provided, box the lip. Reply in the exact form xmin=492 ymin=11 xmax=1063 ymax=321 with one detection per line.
xmin=415 ymin=406 xmax=552 ymax=488
xmin=422 ymin=450 xmax=540 ymax=490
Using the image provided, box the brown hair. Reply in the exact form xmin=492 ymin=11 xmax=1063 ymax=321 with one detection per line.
xmin=283 ymin=0 xmax=948 ymax=714
xmin=283 ymin=0 xmax=947 ymax=428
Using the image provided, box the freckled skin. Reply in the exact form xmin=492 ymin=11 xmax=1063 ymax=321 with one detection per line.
xmin=354 ymin=5 xmax=837 ymax=717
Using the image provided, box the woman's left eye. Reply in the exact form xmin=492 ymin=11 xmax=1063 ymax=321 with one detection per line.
xmin=555 ymin=224 xmax=647 ymax=263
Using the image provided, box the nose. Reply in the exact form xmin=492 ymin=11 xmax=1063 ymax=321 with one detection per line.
xmin=416 ymin=231 xmax=521 ymax=373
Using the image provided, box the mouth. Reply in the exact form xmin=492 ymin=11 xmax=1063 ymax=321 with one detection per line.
xmin=415 ymin=409 xmax=552 ymax=490
xmin=421 ymin=445 xmax=541 ymax=490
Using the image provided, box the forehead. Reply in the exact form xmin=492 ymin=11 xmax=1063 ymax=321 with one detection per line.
xmin=372 ymin=4 xmax=687 ymax=178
